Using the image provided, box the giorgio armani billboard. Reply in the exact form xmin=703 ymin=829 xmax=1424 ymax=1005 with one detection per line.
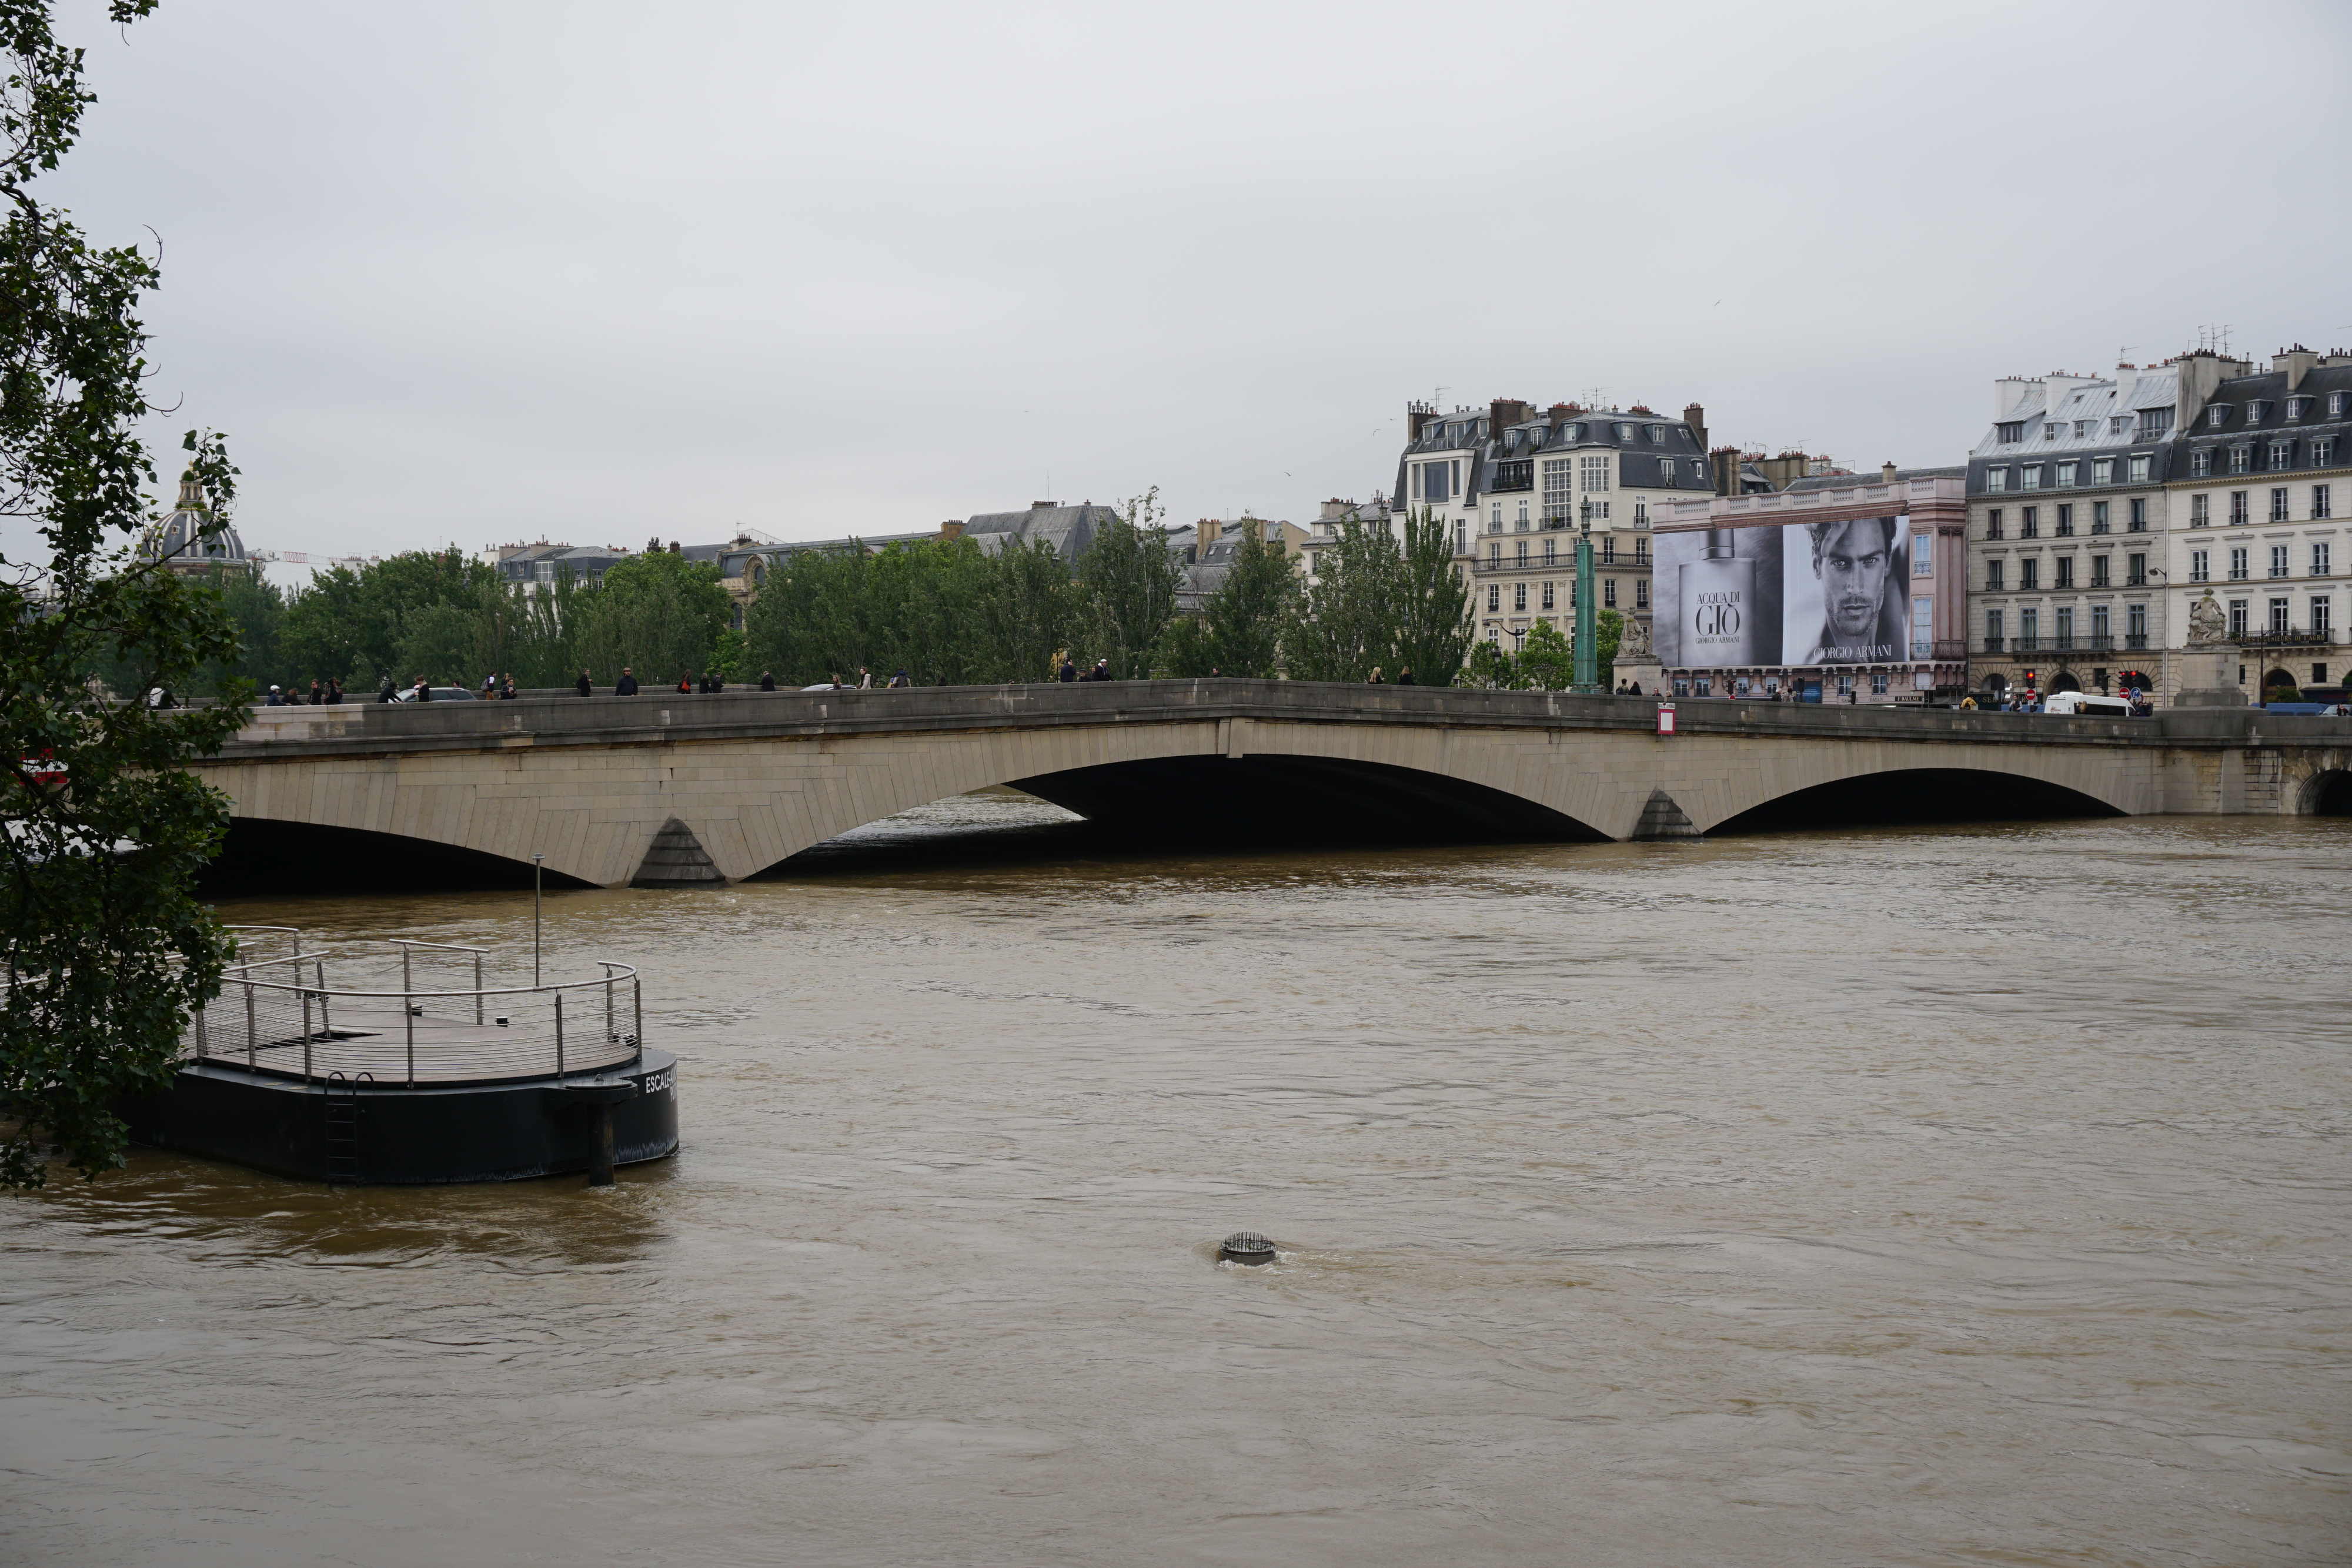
xmin=1653 ymin=516 xmax=1911 ymax=667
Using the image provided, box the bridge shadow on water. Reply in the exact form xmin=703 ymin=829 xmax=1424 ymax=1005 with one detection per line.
xmin=759 ymin=754 xmax=1600 ymax=881
xmin=198 ymin=818 xmax=601 ymax=898
xmin=1706 ymin=767 xmax=2124 ymax=835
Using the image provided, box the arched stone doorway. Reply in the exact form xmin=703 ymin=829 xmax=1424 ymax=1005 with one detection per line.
xmin=2264 ymin=667 xmax=2298 ymax=694
xmin=2048 ymin=671 xmax=2082 ymax=694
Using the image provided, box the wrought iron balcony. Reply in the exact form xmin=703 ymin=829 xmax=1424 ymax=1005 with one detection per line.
xmin=2237 ymin=628 xmax=2338 ymax=649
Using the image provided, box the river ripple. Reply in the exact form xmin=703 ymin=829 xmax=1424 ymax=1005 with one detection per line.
xmin=3 ymin=798 xmax=2347 ymax=1566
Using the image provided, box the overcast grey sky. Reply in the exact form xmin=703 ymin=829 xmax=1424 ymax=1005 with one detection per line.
xmin=36 ymin=0 xmax=2352 ymax=570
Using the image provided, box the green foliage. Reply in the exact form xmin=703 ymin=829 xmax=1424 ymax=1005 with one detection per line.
xmin=1389 ymin=507 xmax=1474 ymax=687
xmin=203 ymin=566 xmax=285 ymax=694
xmin=575 ymin=549 xmax=732 ymax=687
xmin=1464 ymin=638 xmax=1522 ymax=690
xmin=1516 ymin=618 xmax=1575 ymax=690
xmin=975 ymin=536 xmax=1077 ymax=683
xmin=1594 ymin=606 xmax=1623 ymax=688
xmin=2 ymin=0 xmax=250 ymax=1188
xmin=1285 ymin=508 xmax=1470 ymax=685
xmin=1284 ymin=517 xmax=1391 ymax=682
xmin=1077 ymin=488 xmax=1182 ymax=680
xmin=1198 ymin=518 xmax=1297 ymax=678
xmin=1463 ymin=607 xmax=1622 ymax=691
xmin=741 ymin=533 xmax=1077 ymax=688
xmin=1158 ymin=613 xmax=1214 ymax=678
xmin=277 ymin=547 xmax=499 ymax=690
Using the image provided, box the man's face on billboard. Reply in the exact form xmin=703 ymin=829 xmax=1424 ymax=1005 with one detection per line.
xmin=1814 ymin=521 xmax=1891 ymax=640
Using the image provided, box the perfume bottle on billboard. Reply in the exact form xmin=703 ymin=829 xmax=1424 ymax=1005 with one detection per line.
xmin=1681 ymin=529 xmax=1758 ymax=664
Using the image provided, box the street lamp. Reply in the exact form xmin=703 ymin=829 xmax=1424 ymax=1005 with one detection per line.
xmin=1571 ymin=498 xmax=1599 ymax=692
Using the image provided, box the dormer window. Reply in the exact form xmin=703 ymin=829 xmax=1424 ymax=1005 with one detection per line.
xmin=2109 ymin=417 xmax=2128 ymax=434
xmin=2044 ymin=423 xmax=2063 ymax=440
xmin=2286 ymin=396 xmax=2311 ymax=422
xmin=1649 ymin=426 xmax=1666 ymax=443
xmin=1996 ymin=421 xmax=2023 ymax=444
xmin=2207 ymin=406 xmax=2230 ymax=427
xmin=2246 ymin=401 xmax=2269 ymax=423
xmin=2330 ymin=393 xmax=2347 ymax=419
xmin=2074 ymin=420 xmax=2092 ymax=437
xmin=1615 ymin=423 xmax=1636 ymax=440
xmin=2138 ymin=406 xmax=2173 ymax=436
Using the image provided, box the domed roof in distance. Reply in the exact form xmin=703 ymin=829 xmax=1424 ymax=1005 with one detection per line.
xmin=140 ymin=472 xmax=249 ymax=573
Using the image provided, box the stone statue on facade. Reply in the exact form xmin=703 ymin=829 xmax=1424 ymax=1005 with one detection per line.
xmin=1618 ymin=614 xmax=1653 ymax=658
xmin=2185 ymin=588 xmax=2227 ymax=646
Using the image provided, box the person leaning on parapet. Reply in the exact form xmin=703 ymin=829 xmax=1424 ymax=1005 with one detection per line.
xmin=1799 ymin=516 xmax=1905 ymax=665
xmin=615 ymin=666 xmax=639 ymax=696
xmin=759 ymin=670 xmax=776 ymax=691
xmin=576 ymin=667 xmax=593 ymax=697
xmin=888 ymin=668 xmax=911 ymax=688
xmin=1058 ymin=656 xmax=1077 ymax=683
xmin=858 ymin=667 xmax=873 ymax=688
xmin=263 ymin=684 xmax=283 ymax=706
xmin=377 ymin=674 xmax=397 ymax=703
xmin=412 ymin=677 xmax=433 ymax=701
xmin=1367 ymin=667 xmax=1384 ymax=684
xmin=1396 ymin=667 xmax=1416 ymax=686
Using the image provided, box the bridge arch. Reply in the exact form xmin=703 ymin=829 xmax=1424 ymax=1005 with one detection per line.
xmin=2302 ymin=768 xmax=2352 ymax=815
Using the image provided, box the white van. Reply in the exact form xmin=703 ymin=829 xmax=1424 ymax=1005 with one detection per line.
xmin=2042 ymin=691 xmax=2132 ymax=717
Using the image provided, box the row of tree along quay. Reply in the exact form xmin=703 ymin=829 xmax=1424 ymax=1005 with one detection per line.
xmin=187 ymin=499 xmax=1626 ymax=698
xmin=2 ymin=1 xmax=252 ymax=1188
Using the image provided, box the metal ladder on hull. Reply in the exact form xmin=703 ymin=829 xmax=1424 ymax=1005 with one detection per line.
xmin=323 ymin=1071 xmax=369 ymax=1182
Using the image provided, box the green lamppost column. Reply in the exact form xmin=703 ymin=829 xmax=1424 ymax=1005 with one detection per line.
xmin=1572 ymin=498 xmax=1599 ymax=692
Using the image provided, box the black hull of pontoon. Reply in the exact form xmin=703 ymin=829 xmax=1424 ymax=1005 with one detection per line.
xmin=120 ymin=1051 xmax=679 ymax=1185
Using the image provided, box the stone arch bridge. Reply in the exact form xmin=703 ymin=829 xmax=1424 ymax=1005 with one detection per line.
xmin=196 ymin=681 xmax=2352 ymax=888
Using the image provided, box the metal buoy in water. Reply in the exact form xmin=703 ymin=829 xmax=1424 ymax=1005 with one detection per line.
xmin=1218 ymin=1232 xmax=1277 ymax=1265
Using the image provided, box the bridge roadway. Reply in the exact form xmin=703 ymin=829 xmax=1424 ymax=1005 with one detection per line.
xmin=199 ymin=680 xmax=2352 ymax=888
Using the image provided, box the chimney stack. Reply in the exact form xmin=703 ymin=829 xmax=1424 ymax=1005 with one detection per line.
xmin=1881 ymin=462 xmax=1900 ymax=485
xmin=2276 ymin=345 xmax=2318 ymax=392
xmin=1682 ymin=403 xmax=1707 ymax=452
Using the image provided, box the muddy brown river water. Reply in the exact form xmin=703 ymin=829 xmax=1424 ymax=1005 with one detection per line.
xmin=3 ymin=795 xmax=2348 ymax=1566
